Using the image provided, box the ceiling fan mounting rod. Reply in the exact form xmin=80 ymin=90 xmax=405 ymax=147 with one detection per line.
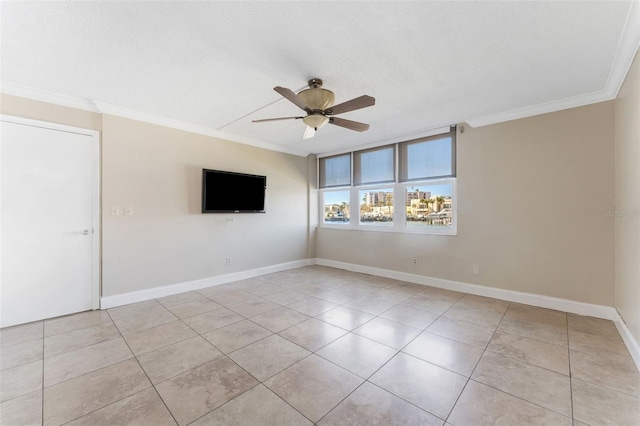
xmin=308 ymin=78 xmax=323 ymax=88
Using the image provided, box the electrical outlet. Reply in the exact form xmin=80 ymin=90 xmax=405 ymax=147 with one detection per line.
xmin=124 ymin=206 xmax=133 ymax=216
xmin=473 ymin=265 xmax=480 ymax=275
xmin=412 ymin=257 xmax=418 ymax=266
xmin=226 ymin=217 xmax=234 ymax=223
xmin=111 ymin=206 xmax=120 ymax=216
xmin=225 ymin=257 xmax=232 ymax=265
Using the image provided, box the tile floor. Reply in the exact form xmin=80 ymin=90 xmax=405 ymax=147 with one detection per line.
xmin=1 ymin=265 xmax=639 ymax=425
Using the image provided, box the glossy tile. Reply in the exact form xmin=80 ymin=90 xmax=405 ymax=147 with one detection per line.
xmin=44 ymin=337 xmax=133 ymax=386
xmin=572 ymin=378 xmax=640 ymax=426
xmin=182 ymin=308 xmax=244 ymax=334
xmin=157 ymin=291 xmax=204 ymax=307
xmin=44 ymin=322 xmax=120 ymax=358
xmin=0 ymin=321 xmax=43 ymax=348
xmin=65 ymin=387 xmax=176 ymax=426
xmin=568 ymin=329 xmax=630 ymax=357
xmin=344 ymin=296 xmax=396 ymax=316
xmin=317 ymin=333 xmax=398 ymax=378
xmin=319 ymin=381 xmax=442 ymax=426
xmin=288 ymin=297 xmax=339 ymax=316
xmin=0 ymin=359 xmax=42 ymax=403
xmin=448 ymin=380 xmax=572 ymax=426
xmin=314 ymin=289 xmax=362 ymax=304
xmin=370 ymin=352 xmax=466 ymax=419
xmin=245 ymin=283 xmax=287 ymax=297
xmin=403 ymin=332 xmax=483 ymax=376
xmin=504 ymin=303 xmax=567 ymax=327
xmin=487 ymin=330 xmax=569 ymax=375
xmin=379 ymin=305 xmax=440 ymax=329
xmin=316 ymin=306 xmax=374 ymax=331
xmin=44 ymin=310 xmax=112 ymax=337
xmin=113 ymin=309 xmax=177 ymax=336
xmin=207 ymin=290 xmax=259 ymax=306
xmin=227 ymin=298 xmax=281 ymax=318
xmin=137 ymin=336 xmax=222 ymax=384
xmin=0 ymin=390 xmax=42 ymax=426
xmin=202 ymin=319 xmax=272 ymax=353
xmin=166 ymin=298 xmax=221 ymax=319
xmin=124 ymin=320 xmax=197 ymax=356
xmin=567 ymin=314 xmax=620 ymax=340
xmin=353 ymin=317 xmax=421 ymax=350
xmin=454 ymin=294 xmax=510 ymax=314
xmin=228 ymin=334 xmax=311 ymax=380
xmin=0 ymin=338 xmax=43 ymax=370
xmin=443 ymin=304 xmax=504 ymax=328
xmin=108 ymin=300 xmax=168 ymax=321
xmin=279 ymin=318 xmax=347 ymax=352
xmin=155 ymin=356 xmax=258 ymax=426
xmin=426 ymin=315 xmax=496 ymax=348
xmin=264 ymin=354 xmax=363 ymax=423
xmin=263 ymin=290 xmax=308 ymax=305
xmin=570 ymin=349 xmax=640 ymax=396
xmin=498 ymin=316 xmax=568 ymax=346
xmin=43 ymin=359 xmax=151 ymax=426
xmin=191 ymin=384 xmax=312 ymax=426
xmin=250 ymin=306 xmax=310 ymax=333
xmin=471 ymin=352 xmax=572 ymax=417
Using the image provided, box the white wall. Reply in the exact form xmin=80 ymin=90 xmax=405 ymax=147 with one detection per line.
xmin=614 ymin=49 xmax=640 ymax=345
xmin=316 ymin=102 xmax=615 ymax=306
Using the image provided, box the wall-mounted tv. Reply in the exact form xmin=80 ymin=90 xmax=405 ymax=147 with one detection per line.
xmin=202 ymin=169 xmax=266 ymax=213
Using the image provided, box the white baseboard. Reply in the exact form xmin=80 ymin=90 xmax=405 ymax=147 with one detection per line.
xmin=100 ymin=259 xmax=311 ymax=309
xmin=614 ymin=315 xmax=640 ymax=372
xmin=313 ymin=257 xmax=640 ymax=371
xmin=100 ymin=256 xmax=640 ymax=372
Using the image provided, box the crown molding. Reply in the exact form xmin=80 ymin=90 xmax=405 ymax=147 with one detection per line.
xmin=92 ymin=101 xmax=309 ymax=157
xmin=1 ymin=82 xmax=101 ymax=112
xmin=0 ymin=82 xmax=310 ymax=157
xmin=467 ymin=1 xmax=640 ymax=128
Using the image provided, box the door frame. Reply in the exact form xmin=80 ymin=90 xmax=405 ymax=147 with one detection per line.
xmin=1 ymin=114 xmax=101 ymax=310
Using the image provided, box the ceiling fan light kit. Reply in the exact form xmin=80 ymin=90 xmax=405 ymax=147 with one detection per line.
xmin=252 ymin=78 xmax=375 ymax=139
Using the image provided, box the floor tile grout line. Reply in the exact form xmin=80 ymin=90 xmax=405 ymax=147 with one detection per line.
xmin=567 ymin=311 xmax=576 ymax=424
xmin=443 ymin=300 xmax=512 ymax=424
xmin=106 ymin=309 xmax=181 ymax=426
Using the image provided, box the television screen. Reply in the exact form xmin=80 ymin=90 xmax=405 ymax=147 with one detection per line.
xmin=202 ymin=169 xmax=266 ymax=213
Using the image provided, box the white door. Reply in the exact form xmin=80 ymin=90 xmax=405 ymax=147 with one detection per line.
xmin=1 ymin=116 xmax=100 ymax=328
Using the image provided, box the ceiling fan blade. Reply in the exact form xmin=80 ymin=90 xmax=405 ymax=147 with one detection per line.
xmin=325 ymin=95 xmax=375 ymax=115
xmin=329 ymin=117 xmax=370 ymax=132
xmin=252 ymin=116 xmax=303 ymax=123
xmin=302 ymin=126 xmax=315 ymax=139
xmin=274 ymin=86 xmax=312 ymax=112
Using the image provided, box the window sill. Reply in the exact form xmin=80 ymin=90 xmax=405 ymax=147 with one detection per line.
xmin=318 ymin=223 xmax=457 ymax=236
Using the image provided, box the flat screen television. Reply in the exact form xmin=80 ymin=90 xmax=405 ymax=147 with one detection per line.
xmin=201 ymin=169 xmax=266 ymax=213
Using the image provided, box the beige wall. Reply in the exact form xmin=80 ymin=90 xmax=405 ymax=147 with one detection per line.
xmin=1 ymin=96 xmax=311 ymax=298
xmin=614 ymin=49 xmax=640 ymax=344
xmin=101 ymin=115 xmax=310 ymax=296
xmin=317 ymin=102 xmax=615 ymax=305
xmin=1 ymin=93 xmax=102 ymax=131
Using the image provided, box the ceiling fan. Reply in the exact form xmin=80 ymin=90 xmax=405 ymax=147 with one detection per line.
xmin=252 ymin=78 xmax=375 ymax=139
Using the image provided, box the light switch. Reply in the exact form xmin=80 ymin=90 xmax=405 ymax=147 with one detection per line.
xmin=111 ymin=206 xmax=120 ymax=216
xmin=124 ymin=207 xmax=133 ymax=216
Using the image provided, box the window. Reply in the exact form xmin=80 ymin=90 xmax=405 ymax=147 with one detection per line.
xmin=360 ymin=188 xmax=394 ymax=225
xmin=318 ymin=127 xmax=456 ymax=235
xmin=322 ymin=190 xmax=350 ymax=224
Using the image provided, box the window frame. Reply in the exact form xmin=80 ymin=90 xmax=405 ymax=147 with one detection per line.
xmin=318 ymin=128 xmax=457 ymax=236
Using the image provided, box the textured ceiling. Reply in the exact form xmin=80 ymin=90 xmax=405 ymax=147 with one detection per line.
xmin=1 ymin=1 xmax=638 ymax=156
